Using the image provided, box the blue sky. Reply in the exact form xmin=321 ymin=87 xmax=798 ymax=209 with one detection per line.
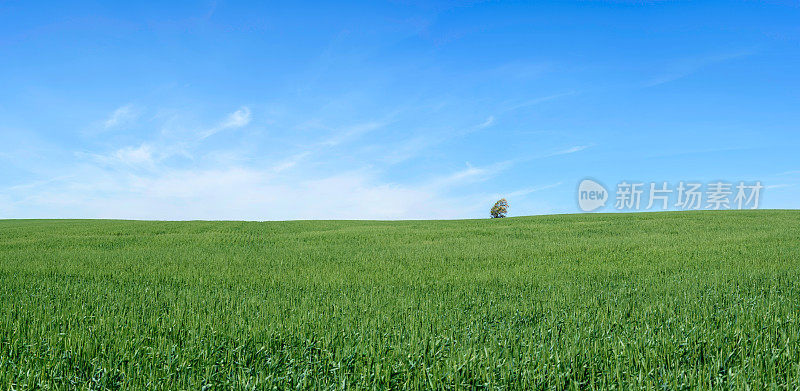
xmin=1 ymin=1 xmax=798 ymax=219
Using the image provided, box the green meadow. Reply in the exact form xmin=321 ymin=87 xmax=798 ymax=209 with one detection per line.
xmin=1 ymin=210 xmax=799 ymax=389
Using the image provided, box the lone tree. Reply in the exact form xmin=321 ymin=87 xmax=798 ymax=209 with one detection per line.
xmin=490 ymin=198 xmax=509 ymax=218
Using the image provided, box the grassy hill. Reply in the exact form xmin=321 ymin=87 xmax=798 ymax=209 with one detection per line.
xmin=1 ymin=210 xmax=799 ymax=389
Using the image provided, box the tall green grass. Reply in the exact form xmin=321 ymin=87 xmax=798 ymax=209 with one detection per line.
xmin=1 ymin=210 xmax=799 ymax=389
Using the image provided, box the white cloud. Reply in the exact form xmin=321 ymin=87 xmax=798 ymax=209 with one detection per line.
xmin=320 ymin=121 xmax=385 ymax=147
xmin=503 ymin=182 xmax=563 ymax=199
xmin=379 ymin=135 xmax=440 ymax=164
xmin=2 ymin=128 xmax=586 ymax=219
xmin=2 ymin=142 xmax=524 ymax=220
xmin=221 ymin=107 xmax=252 ymax=128
xmin=502 ymin=92 xmax=577 ymax=113
xmin=478 ymin=116 xmax=495 ymax=128
xmin=644 ymin=50 xmax=753 ymax=87
xmin=103 ymin=104 xmax=138 ymax=129
xmin=82 ymin=143 xmax=155 ymax=168
xmin=1 ymin=149 xmax=573 ymax=220
xmin=266 ymin=120 xmax=387 ymax=170
xmin=200 ymin=107 xmax=252 ymax=139
xmin=0 ymin=166 xmax=476 ymax=220
xmin=113 ymin=144 xmax=154 ymax=166
xmin=488 ymin=62 xmax=550 ymax=80
xmin=272 ymin=152 xmax=311 ymax=173
xmin=428 ymin=161 xmax=513 ymax=189
xmin=1 ymin=102 xmax=591 ymax=220
xmin=509 ymin=144 xmax=590 ymax=165
xmin=549 ymin=145 xmax=589 ymax=156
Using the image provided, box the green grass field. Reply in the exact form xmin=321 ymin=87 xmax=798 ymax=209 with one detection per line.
xmin=1 ymin=210 xmax=799 ymax=389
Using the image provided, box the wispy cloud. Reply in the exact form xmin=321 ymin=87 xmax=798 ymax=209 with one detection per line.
xmin=221 ymin=107 xmax=252 ymax=128
xmin=546 ymin=145 xmax=589 ymax=157
xmin=1 ymin=92 xmax=592 ymax=220
xmin=644 ymin=50 xmax=754 ymax=87
xmin=429 ymin=161 xmax=513 ymax=189
xmin=487 ymin=61 xmax=550 ymax=80
xmin=1 ymin=165 xmax=480 ymax=220
xmin=8 ymin=175 xmax=76 ymax=192
xmin=503 ymin=182 xmax=563 ymax=199
xmin=501 ymin=91 xmax=577 ymax=113
xmin=320 ymin=121 xmax=385 ymax=147
xmin=103 ymin=104 xmax=138 ymax=129
xmin=477 ymin=116 xmax=495 ymax=129
xmin=264 ymin=120 xmax=388 ymax=172
xmin=80 ymin=143 xmax=156 ymax=169
xmin=271 ymin=151 xmax=311 ymax=173
xmin=110 ymin=144 xmax=155 ymax=167
xmin=375 ymin=115 xmax=499 ymax=165
xmin=200 ymin=107 xmax=252 ymax=139
xmin=510 ymin=144 xmax=591 ymax=164
xmin=379 ymin=135 xmax=440 ymax=164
